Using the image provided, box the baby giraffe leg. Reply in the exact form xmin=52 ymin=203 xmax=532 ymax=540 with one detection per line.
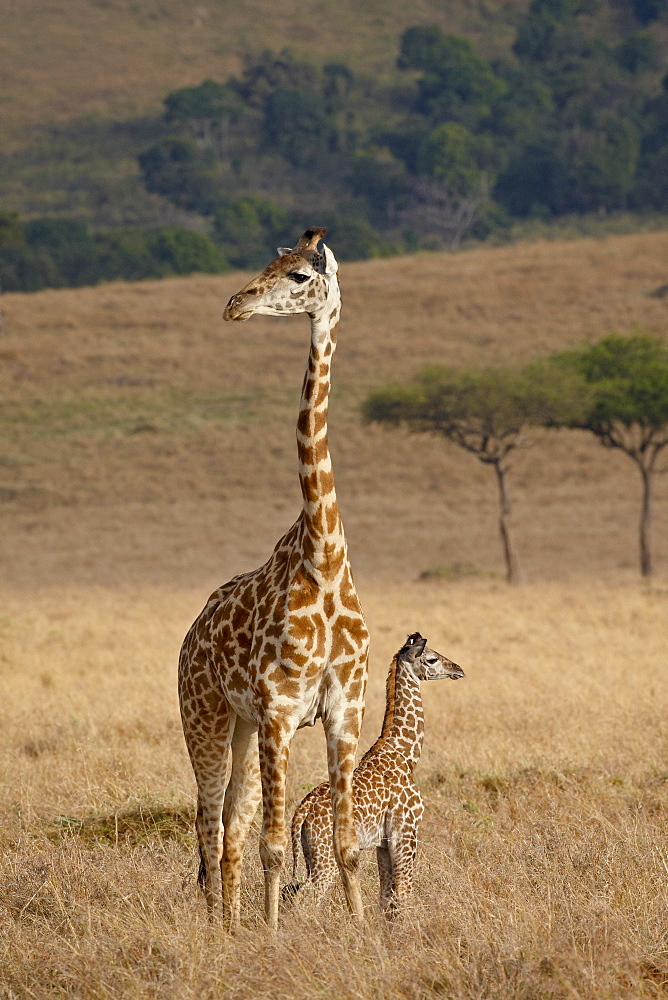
xmin=303 ymin=813 xmax=339 ymax=896
xmin=388 ymin=826 xmax=418 ymax=916
xmin=376 ymin=845 xmax=395 ymax=915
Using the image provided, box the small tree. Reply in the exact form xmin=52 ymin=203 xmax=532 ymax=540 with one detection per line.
xmin=553 ymin=334 xmax=668 ymax=577
xmin=263 ymin=88 xmax=334 ymax=166
xmin=163 ymin=80 xmax=243 ymax=160
xmin=398 ymin=26 xmax=506 ymax=126
xmin=0 ymin=211 xmax=24 ymax=249
xmin=397 ymin=123 xmax=492 ymax=250
xmin=212 ymin=197 xmax=289 ymax=270
xmin=364 ymin=364 xmax=582 ymax=582
xmin=401 ymin=174 xmax=490 ymax=250
xmin=138 ymin=138 xmax=222 ymax=215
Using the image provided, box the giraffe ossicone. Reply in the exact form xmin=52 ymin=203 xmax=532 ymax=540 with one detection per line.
xmin=284 ymin=632 xmax=464 ymax=917
xmin=179 ymin=228 xmax=370 ymax=931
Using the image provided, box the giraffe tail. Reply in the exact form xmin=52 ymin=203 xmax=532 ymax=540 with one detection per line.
xmin=280 ymin=791 xmax=313 ymax=903
xmin=280 ymin=878 xmax=303 ymax=902
xmin=197 ymin=844 xmax=207 ymax=891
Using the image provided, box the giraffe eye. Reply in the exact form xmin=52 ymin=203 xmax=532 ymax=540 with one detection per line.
xmin=290 ymin=272 xmax=309 ymax=283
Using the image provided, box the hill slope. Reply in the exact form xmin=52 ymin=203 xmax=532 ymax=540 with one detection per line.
xmin=1 ymin=0 xmax=527 ymax=148
xmin=1 ymin=230 xmax=666 ymax=589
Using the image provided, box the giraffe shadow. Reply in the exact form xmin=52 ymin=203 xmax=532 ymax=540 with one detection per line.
xmin=46 ymin=802 xmax=195 ymax=847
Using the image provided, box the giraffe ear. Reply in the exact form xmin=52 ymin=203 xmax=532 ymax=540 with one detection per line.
xmin=322 ymin=244 xmax=338 ymax=276
xmin=277 ymin=247 xmax=294 ymax=257
xmin=401 ymin=634 xmax=427 ymax=661
xmin=412 ymin=637 xmax=427 ymax=658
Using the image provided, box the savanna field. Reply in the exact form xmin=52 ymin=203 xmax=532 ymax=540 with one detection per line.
xmin=1 ymin=232 xmax=667 ymax=998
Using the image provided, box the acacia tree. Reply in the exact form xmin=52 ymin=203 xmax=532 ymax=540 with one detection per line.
xmin=364 ymin=364 xmax=582 ymax=583
xmin=552 ymin=334 xmax=668 ymax=577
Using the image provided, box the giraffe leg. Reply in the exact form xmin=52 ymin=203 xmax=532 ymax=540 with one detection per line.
xmin=387 ymin=826 xmax=418 ymax=917
xmin=303 ymin=811 xmax=338 ymax=896
xmin=258 ymin=721 xmax=293 ymax=931
xmin=376 ymin=844 xmax=395 ymax=915
xmin=281 ymin=797 xmax=337 ymax=908
xmin=191 ymin=718 xmax=234 ymax=919
xmin=221 ymin=716 xmax=261 ymax=932
xmin=323 ymin=705 xmax=365 ymax=920
xmin=180 ymin=656 xmax=235 ymax=920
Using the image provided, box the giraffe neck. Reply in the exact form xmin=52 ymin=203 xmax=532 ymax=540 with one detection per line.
xmin=296 ymin=285 xmax=344 ymax=578
xmin=372 ymin=656 xmax=425 ymax=770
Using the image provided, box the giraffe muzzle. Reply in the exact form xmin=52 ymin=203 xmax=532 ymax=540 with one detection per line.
xmin=223 ymin=294 xmax=253 ymax=322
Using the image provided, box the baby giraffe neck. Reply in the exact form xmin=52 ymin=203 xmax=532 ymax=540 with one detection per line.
xmin=374 ymin=656 xmax=425 ymax=770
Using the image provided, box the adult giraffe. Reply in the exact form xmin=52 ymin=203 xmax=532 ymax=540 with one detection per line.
xmin=178 ymin=228 xmax=369 ymax=931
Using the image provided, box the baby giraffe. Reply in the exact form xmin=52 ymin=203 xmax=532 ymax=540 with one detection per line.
xmin=284 ymin=632 xmax=464 ymax=916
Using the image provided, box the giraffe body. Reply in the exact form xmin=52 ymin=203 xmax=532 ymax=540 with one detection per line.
xmin=178 ymin=230 xmax=369 ymax=931
xmin=285 ymin=633 xmax=464 ymax=915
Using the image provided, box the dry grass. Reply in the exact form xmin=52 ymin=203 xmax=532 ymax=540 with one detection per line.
xmin=1 ymin=581 xmax=666 ymax=998
xmin=1 ymin=233 xmax=667 ymax=997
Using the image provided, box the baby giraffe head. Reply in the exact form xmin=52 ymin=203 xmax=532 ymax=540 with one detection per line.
xmin=223 ymin=227 xmax=339 ymax=323
xmin=398 ymin=632 xmax=465 ymax=682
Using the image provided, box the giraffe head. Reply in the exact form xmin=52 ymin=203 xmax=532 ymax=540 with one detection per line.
xmin=398 ymin=632 xmax=465 ymax=682
xmin=223 ymin=227 xmax=340 ymax=323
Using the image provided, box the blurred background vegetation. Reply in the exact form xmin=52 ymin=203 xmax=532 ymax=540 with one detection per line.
xmin=1 ymin=0 xmax=668 ymax=289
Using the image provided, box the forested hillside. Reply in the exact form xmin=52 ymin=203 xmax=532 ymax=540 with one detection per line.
xmin=0 ymin=0 xmax=528 ymax=147
xmin=2 ymin=0 xmax=667 ymax=289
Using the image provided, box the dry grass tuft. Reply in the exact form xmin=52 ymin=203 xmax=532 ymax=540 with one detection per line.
xmin=418 ymin=562 xmax=489 ymax=582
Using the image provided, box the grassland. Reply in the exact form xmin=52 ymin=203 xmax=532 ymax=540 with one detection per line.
xmin=1 ymin=232 xmax=667 ymax=998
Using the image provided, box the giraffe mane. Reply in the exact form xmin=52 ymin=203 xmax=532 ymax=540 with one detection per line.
xmin=380 ymin=654 xmax=399 ymax=739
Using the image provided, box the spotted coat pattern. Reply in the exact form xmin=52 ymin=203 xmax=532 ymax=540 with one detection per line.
xmin=285 ymin=633 xmax=464 ymax=915
xmin=178 ymin=229 xmax=370 ymax=931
